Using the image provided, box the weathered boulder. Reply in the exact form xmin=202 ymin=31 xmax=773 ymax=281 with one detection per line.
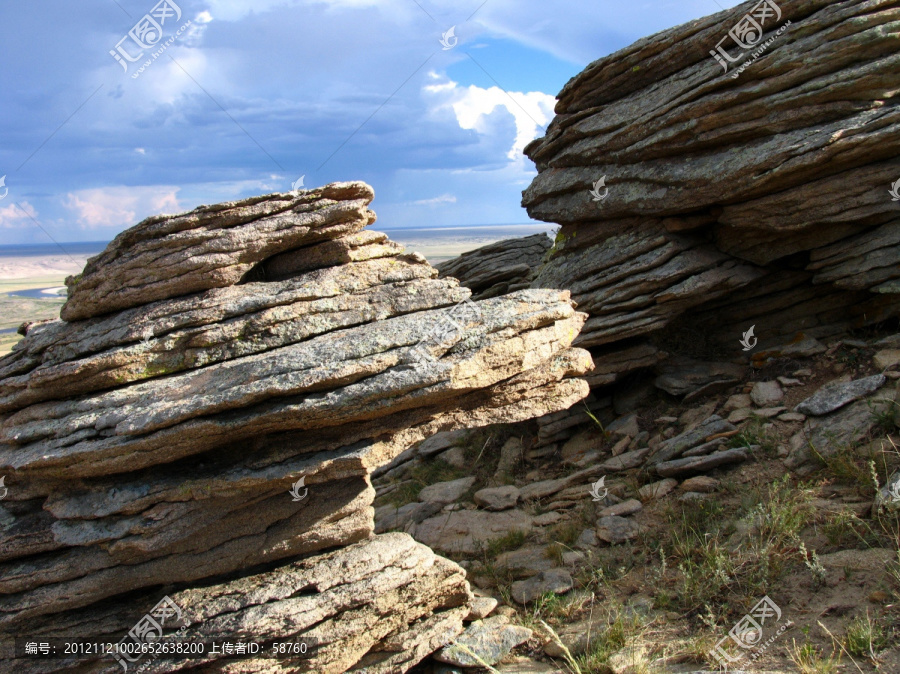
xmin=516 ymin=0 xmax=900 ymax=376
xmin=0 ymin=184 xmax=592 ymax=673
xmin=61 ymin=182 xmax=377 ymax=321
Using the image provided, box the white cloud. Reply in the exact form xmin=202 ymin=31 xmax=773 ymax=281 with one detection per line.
xmin=63 ymin=187 xmax=182 ymax=229
xmin=425 ymin=75 xmax=555 ymax=160
xmin=0 ymin=201 xmax=38 ymax=229
xmin=201 ymin=0 xmax=398 ymax=22
xmin=411 ymin=193 xmax=457 ymax=206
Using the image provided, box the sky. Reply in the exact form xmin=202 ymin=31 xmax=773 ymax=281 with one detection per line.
xmin=0 ymin=0 xmax=743 ymax=245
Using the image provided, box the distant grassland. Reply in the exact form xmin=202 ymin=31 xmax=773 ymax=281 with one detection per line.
xmin=0 ymin=275 xmax=69 ymax=293
xmin=0 ymin=275 xmax=68 ymax=356
xmin=0 ymin=331 xmax=24 ymax=355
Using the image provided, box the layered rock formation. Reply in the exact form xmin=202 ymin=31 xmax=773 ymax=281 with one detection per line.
xmin=436 ymin=234 xmax=551 ymax=300
xmin=515 ymin=0 xmax=899 ymax=396
xmin=0 ymin=183 xmax=592 ymax=672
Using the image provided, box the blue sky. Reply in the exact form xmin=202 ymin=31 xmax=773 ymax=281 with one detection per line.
xmin=0 ymin=0 xmax=742 ymax=245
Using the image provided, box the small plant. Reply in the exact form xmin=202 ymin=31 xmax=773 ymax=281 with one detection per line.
xmin=544 ymin=228 xmax=576 ymax=263
xmin=583 ymin=403 xmax=609 ymax=437
xmin=821 ymin=509 xmax=882 ymax=549
xmin=484 ymin=529 xmax=528 ymax=558
xmin=541 ymin=620 xmax=582 ymax=674
xmin=868 ymin=397 xmax=899 ymax=434
xmin=571 ymin=603 xmax=643 ymax=671
xmin=813 ymin=445 xmax=878 ymax=494
xmin=798 ymin=540 xmax=827 ymax=588
xmin=788 ymin=639 xmax=841 ymax=674
xmin=844 ymin=611 xmax=887 ymax=660
xmin=380 ymin=457 xmax=467 ymax=507
xmin=727 ymin=416 xmax=778 ymax=455
xmin=545 ymin=542 xmax=567 ymax=566
xmin=551 ymin=520 xmax=582 ymax=548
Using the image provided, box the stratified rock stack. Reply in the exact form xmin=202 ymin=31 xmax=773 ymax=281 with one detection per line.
xmin=436 ymin=233 xmax=551 ymax=300
xmin=0 ymin=182 xmax=592 ymax=673
xmin=518 ymin=0 xmax=899 ymax=394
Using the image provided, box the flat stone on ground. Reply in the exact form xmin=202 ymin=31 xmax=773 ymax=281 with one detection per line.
xmin=598 ymin=499 xmax=643 ymax=517
xmin=576 ymin=529 xmax=599 ymax=549
xmin=607 ymin=413 xmax=640 ymax=438
xmin=652 ymin=415 xmax=735 ymax=464
xmin=467 ymin=596 xmax=499 ymax=621
xmin=434 ymin=615 xmax=533 ymax=667
xmin=419 ymin=477 xmax=477 ymax=504
xmin=474 ymin=485 xmax=521 ymax=511
xmin=533 ymin=512 xmax=564 ymax=527
xmin=795 ymin=374 xmax=886 ymax=416
xmin=680 ymin=476 xmax=721 ymax=493
xmin=599 ymin=448 xmax=650 ymax=472
xmin=495 ymin=546 xmax=555 ymax=579
xmin=723 ymin=393 xmax=752 ymax=412
xmin=727 ymin=408 xmax=753 ymax=424
xmin=750 ymin=380 xmax=784 ymax=407
xmin=511 ymin=568 xmax=574 ymax=604
xmin=874 ymin=349 xmax=900 ymax=370
xmin=414 ymin=509 xmax=533 ymax=555
xmin=596 ymin=516 xmax=640 ymax=544
xmin=754 ymin=406 xmax=788 ymax=418
xmin=638 ymin=478 xmax=678 ymax=500
xmin=656 ymin=448 xmax=750 ymax=478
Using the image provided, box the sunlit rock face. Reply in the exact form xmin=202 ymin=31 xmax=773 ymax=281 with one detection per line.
xmin=519 ymin=0 xmax=899 ymax=386
xmin=0 ymin=182 xmax=592 ymax=673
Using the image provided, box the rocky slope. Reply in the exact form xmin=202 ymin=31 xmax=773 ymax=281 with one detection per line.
xmin=0 ymin=183 xmax=593 ymax=673
xmin=520 ymin=0 xmax=899 ymax=389
xmin=374 ymin=329 xmax=900 ymax=673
